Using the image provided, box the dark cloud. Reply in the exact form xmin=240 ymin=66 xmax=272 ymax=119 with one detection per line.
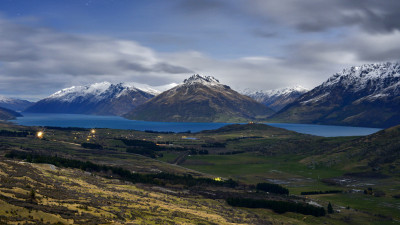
xmin=285 ymin=30 xmax=400 ymax=65
xmin=173 ymin=0 xmax=400 ymax=35
xmin=154 ymin=63 xmax=193 ymax=74
xmin=245 ymin=0 xmax=400 ymax=33
xmin=117 ymin=61 xmax=153 ymax=72
xmin=117 ymin=61 xmax=192 ymax=74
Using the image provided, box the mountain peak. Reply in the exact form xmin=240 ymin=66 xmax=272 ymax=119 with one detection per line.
xmin=125 ymin=73 xmax=274 ymax=122
xmin=183 ymin=74 xmax=220 ymax=86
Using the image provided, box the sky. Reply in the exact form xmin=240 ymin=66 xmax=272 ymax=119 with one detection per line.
xmin=1 ymin=0 xmax=400 ymax=100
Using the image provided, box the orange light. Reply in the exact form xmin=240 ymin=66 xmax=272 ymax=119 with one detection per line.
xmin=90 ymin=129 xmax=96 ymax=134
xmin=36 ymin=131 xmax=44 ymax=139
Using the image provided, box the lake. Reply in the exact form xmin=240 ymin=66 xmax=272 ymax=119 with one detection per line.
xmin=14 ymin=113 xmax=382 ymax=137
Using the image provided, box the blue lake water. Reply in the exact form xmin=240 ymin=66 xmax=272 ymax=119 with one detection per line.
xmin=14 ymin=113 xmax=382 ymax=137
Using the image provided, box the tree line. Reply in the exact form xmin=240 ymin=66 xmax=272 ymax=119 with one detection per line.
xmin=256 ymin=182 xmax=289 ymax=195
xmin=0 ymin=130 xmax=29 ymax=137
xmin=218 ymin=150 xmax=245 ymax=155
xmin=301 ymin=190 xmax=342 ymax=195
xmin=126 ymin=147 xmax=159 ymax=158
xmin=43 ymin=126 xmax=89 ymax=131
xmin=201 ymin=142 xmax=226 ymax=148
xmin=226 ymin=197 xmax=326 ymax=217
xmin=118 ymin=138 xmax=210 ymax=157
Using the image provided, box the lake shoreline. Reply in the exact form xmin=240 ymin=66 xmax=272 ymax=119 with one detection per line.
xmin=13 ymin=113 xmax=382 ymax=137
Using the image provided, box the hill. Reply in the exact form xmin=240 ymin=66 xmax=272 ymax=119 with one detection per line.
xmin=302 ymin=124 xmax=400 ymax=172
xmin=125 ymin=74 xmax=274 ymax=122
xmin=0 ymin=107 xmax=22 ymax=120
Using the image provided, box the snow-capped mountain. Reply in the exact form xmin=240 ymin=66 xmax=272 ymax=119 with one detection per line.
xmin=0 ymin=96 xmax=34 ymax=112
xmin=270 ymin=62 xmax=400 ymax=128
xmin=241 ymin=85 xmax=308 ymax=111
xmin=182 ymin=74 xmax=222 ymax=87
xmin=25 ymin=82 xmax=156 ymax=116
xmin=125 ymin=74 xmax=274 ymax=122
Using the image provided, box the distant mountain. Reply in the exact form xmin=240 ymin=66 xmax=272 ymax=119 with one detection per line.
xmin=125 ymin=74 xmax=274 ymax=122
xmin=270 ymin=62 xmax=400 ymax=128
xmin=0 ymin=96 xmax=34 ymax=112
xmin=241 ymin=85 xmax=308 ymax=111
xmin=25 ymin=82 xmax=156 ymax=116
xmin=0 ymin=107 xmax=22 ymax=120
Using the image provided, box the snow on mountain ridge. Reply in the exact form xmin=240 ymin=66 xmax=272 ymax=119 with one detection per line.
xmin=322 ymin=62 xmax=400 ymax=90
xmin=0 ymin=95 xmax=32 ymax=104
xmin=182 ymin=74 xmax=221 ymax=86
xmin=263 ymin=85 xmax=308 ymax=97
xmin=127 ymin=82 xmax=178 ymax=95
xmin=0 ymin=95 xmax=13 ymax=103
xmin=241 ymin=85 xmax=308 ymax=99
xmin=49 ymin=82 xmax=112 ymax=102
xmin=48 ymin=82 xmax=152 ymax=103
xmin=49 ymin=81 xmax=180 ymax=103
xmin=0 ymin=95 xmax=34 ymax=111
xmin=300 ymin=62 xmax=400 ymax=105
xmin=241 ymin=85 xmax=309 ymax=111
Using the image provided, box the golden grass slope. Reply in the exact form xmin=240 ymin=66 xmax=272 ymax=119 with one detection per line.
xmin=0 ymin=157 xmax=302 ymax=225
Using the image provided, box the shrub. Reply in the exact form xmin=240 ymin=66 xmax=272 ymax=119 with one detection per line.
xmin=327 ymin=202 xmax=333 ymax=214
xmin=256 ymin=182 xmax=289 ymax=195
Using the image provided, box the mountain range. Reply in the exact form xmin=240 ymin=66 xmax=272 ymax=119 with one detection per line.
xmin=270 ymin=62 xmax=400 ymax=128
xmin=241 ymin=86 xmax=308 ymax=111
xmin=125 ymin=74 xmax=275 ymax=122
xmin=0 ymin=96 xmax=34 ymax=112
xmin=25 ymin=82 xmax=156 ymax=116
xmin=6 ymin=62 xmax=400 ymax=128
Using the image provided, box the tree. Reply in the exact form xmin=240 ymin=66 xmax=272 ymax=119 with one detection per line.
xmin=328 ymin=202 xmax=333 ymax=214
xmin=29 ymin=189 xmax=36 ymax=202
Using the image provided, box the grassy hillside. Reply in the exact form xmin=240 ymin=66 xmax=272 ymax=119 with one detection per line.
xmin=0 ymin=122 xmax=399 ymax=224
xmin=301 ymin=124 xmax=400 ymax=173
xmin=0 ymin=157 xmax=276 ymax=224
